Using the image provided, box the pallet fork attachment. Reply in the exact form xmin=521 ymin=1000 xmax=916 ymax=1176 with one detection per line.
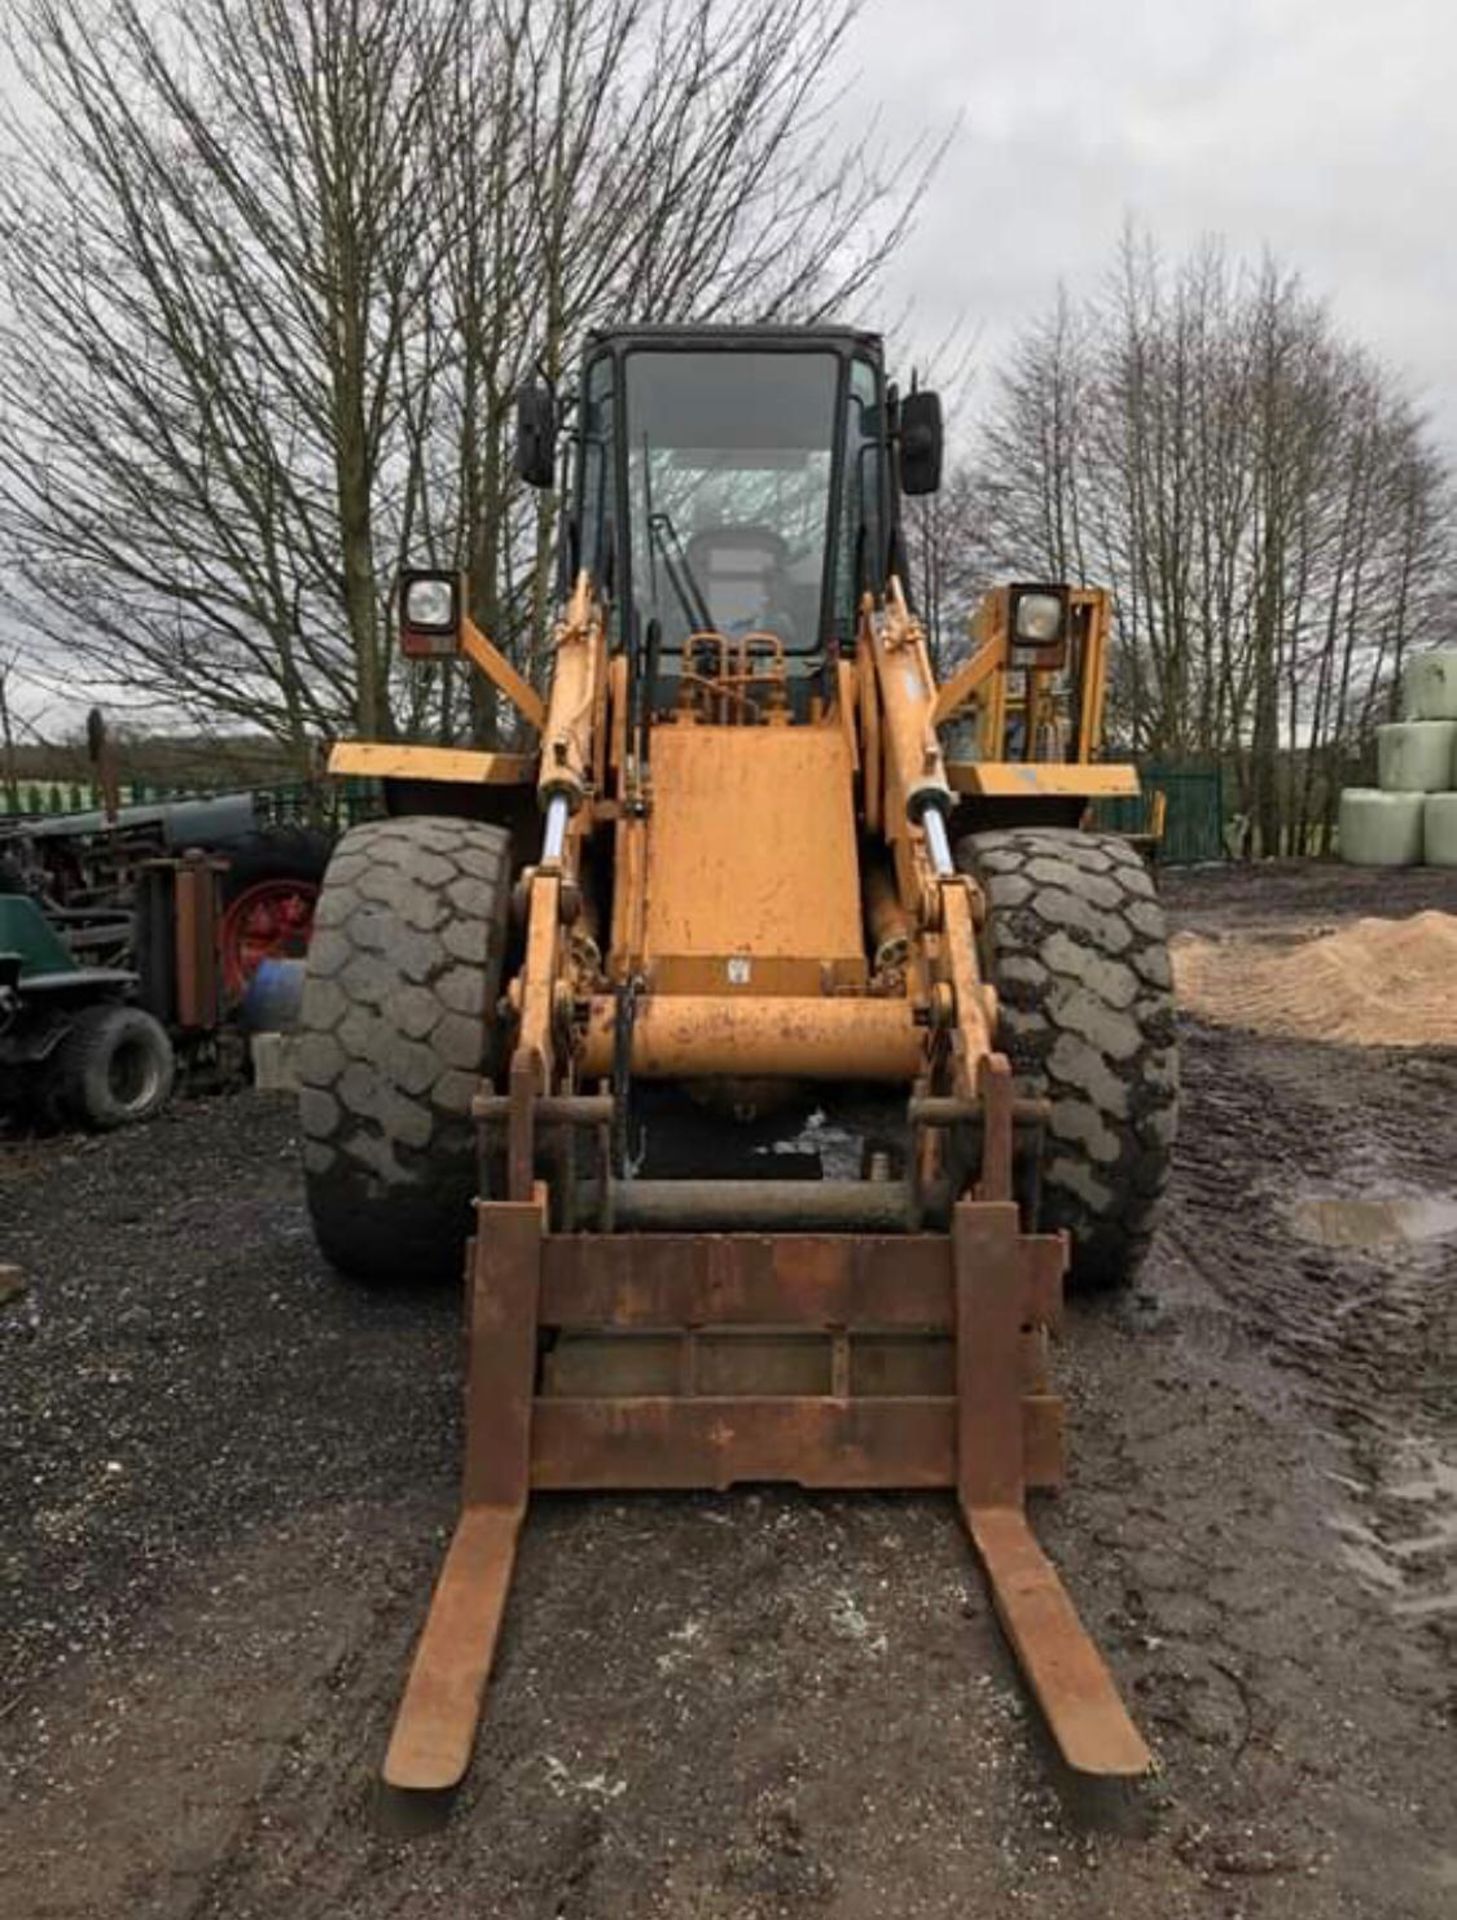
xmin=383 ymin=1195 xmax=1150 ymax=1793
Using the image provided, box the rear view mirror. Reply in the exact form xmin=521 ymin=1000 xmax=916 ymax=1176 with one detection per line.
xmin=516 ymin=384 xmax=557 ymax=489
xmin=900 ymin=390 xmax=943 ymax=496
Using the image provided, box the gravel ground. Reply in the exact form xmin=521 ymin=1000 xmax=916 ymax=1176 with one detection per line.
xmin=2 ymin=860 xmax=1455 ymax=1918
xmin=1157 ymin=857 xmax=1457 ymax=935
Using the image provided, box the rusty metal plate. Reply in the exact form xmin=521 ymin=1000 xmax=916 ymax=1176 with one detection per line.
xmin=542 ymin=1233 xmax=951 ymax=1327
xmin=544 ymin=1329 xmax=1053 ymax=1402
xmin=383 ymin=1201 xmax=544 ymax=1793
xmin=545 ymin=1330 xmax=834 ymax=1398
xmin=463 ymin=1201 xmax=543 ymax=1506
xmin=1021 ymin=1394 xmax=1064 ymax=1488
xmin=539 ymin=1229 xmax=1063 ymax=1332
xmin=533 ymin=1395 xmax=953 ymax=1490
xmin=530 ymin=1393 xmax=1063 ymax=1493
xmin=850 ymin=1333 xmax=954 ymax=1396
xmin=955 ymin=1203 xmax=1026 ymax=1512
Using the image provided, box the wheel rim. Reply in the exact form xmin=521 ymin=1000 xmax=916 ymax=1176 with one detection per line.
xmin=220 ymin=878 xmax=320 ymax=997
xmin=108 ymin=1033 xmax=162 ymax=1113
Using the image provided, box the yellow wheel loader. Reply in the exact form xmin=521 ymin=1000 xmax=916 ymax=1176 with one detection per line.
xmin=297 ymin=324 xmax=1178 ymax=1793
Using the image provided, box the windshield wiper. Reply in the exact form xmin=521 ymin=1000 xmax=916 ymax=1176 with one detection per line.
xmin=648 ymin=510 xmax=714 ymax=634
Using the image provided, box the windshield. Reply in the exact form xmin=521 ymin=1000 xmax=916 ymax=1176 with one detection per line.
xmin=624 ymin=350 xmax=840 ymax=654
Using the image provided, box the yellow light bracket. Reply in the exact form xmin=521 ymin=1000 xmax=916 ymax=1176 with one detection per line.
xmin=460 ymin=617 xmax=546 ymax=733
xmin=397 ymin=569 xmax=546 ymax=732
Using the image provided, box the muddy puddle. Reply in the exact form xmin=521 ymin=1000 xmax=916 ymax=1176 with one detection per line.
xmin=1330 ymin=1443 xmax=1457 ymax=1622
xmin=1289 ymin=1189 xmax=1457 ymax=1619
xmin=1290 ymin=1193 xmax=1457 ymax=1249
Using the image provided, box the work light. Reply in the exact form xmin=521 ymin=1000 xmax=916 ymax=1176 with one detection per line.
xmin=399 ymin=570 xmax=462 ymax=657
xmin=1013 ymin=591 xmax=1063 ymax=644
xmin=1008 ymin=584 xmax=1069 ymax=665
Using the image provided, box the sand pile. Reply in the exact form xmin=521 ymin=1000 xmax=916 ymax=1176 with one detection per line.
xmin=1172 ymin=910 xmax=1457 ymax=1047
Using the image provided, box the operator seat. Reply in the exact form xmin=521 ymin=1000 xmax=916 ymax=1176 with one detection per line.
xmin=684 ymin=524 xmax=799 ymax=646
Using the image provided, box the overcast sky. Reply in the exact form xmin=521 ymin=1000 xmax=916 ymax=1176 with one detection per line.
xmin=854 ymin=0 xmax=1456 ymax=451
xmin=2 ymin=0 xmax=1449 ymax=435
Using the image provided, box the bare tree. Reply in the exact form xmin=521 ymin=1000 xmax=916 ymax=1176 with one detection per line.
xmin=0 ymin=648 xmax=23 ymax=811
xmin=962 ymin=231 xmax=1454 ymax=849
xmin=0 ymin=0 xmax=942 ymax=755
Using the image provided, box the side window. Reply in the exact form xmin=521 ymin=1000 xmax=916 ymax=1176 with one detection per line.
xmin=579 ymin=355 xmax=615 ymax=611
xmin=835 ymin=359 xmax=883 ymax=642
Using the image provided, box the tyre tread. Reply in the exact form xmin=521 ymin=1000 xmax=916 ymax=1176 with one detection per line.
xmin=296 ymin=816 xmax=512 ymax=1284
xmin=956 ymin=827 xmax=1178 ymax=1290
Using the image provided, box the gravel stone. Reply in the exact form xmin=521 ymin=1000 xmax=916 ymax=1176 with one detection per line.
xmin=1 ymin=860 xmax=1452 ymax=1920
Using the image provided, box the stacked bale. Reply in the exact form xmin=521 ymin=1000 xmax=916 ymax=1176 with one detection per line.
xmin=1340 ymin=790 xmax=1426 ymax=866
xmin=1342 ymin=646 xmax=1457 ymax=867
xmin=1404 ymin=650 xmax=1457 ymax=723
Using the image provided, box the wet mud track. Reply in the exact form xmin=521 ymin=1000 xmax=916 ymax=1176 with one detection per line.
xmin=2 ymin=864 xmax=1454 ymax=1917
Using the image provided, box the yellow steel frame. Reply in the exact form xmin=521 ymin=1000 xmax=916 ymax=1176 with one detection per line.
xmin=328 ymin=742 xmax=535 ymax=785
xmin=460 ymin=616 xmax=547 ymax=732
xmin=932 ymin=586 xmax=1117 ymax=777
xmin=336 ymin=580 xmax=1131 ymax=806
xmin=947 ymin=762 xmax=1140 ymax=799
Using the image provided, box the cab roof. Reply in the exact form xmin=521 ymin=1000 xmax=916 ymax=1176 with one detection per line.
xmin=584 ymin=323 xmax=884 ymax=360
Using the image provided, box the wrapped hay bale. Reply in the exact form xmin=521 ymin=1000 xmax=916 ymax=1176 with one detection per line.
xmin=1339 ymin=789 xmax=1424 ymax=866
xmin=1402 ymin=648 xmax=1457 ymax=721
xmin=1425 ymin=793 xmax=1457 ymax=868
xmin=1376 ymin=719 xmax=1457 ymax=792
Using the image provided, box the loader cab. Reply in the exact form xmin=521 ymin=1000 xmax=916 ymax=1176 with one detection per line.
xmin=560 ymin=326 xmax=937 ymax=707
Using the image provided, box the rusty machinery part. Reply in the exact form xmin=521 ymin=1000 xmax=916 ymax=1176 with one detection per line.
xmin=49 ymin=1002 xmax=175 ymax=1130
xmin=216 ymin=825 xmax=332 ymax=1000
xmin=955 ymin=827 xmax=1178 ymax=1288
xmin=469 ymin=1086 xmax=1051 ymax=1234
xmin=864 ymin=858 xmax=912 ymax=979
xmin=219 ymin=877 xmax=319 ymax=999
xmin=295 ymin=817 xmax=513 ymax=1284
xmin=130 ymin=852 xmax=228 ymax=1034
xmin=383 ymin=1199 xmax=1149 ymax=1794
xmin=675 ymin=631 xmax=791 ymax=723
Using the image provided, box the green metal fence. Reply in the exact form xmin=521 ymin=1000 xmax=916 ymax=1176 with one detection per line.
xmin=9 ymin=764 xmax=1226 ymax=863
xmin=0 ymin=776 xmax=384 ymax=831
xmin=1094 ymin=762 xmax=1226 ymax=865
xmin=251 ymin=779 xmax=383 ymax=829
xmin=1 ymin=780 xmax=111 ymax=816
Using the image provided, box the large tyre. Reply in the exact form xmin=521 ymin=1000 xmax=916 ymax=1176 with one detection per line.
xmin=296 ymin=817 xmax=512 ymax=1285
xmin=53 ymin=1002 xmax=175 ymax=1130
xmin=955 ymin=827 xmax=1178 ymax=1290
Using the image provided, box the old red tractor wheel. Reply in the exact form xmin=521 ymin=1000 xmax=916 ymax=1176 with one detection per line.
xmin=219 ymin=875 xmax=320 ymax=998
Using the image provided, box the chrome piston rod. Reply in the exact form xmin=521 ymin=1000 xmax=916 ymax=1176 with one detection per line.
xmin=922 ymin=802 xmax=953 ymax=878
xmin=542 ymin=792 xmax=570 ymax=863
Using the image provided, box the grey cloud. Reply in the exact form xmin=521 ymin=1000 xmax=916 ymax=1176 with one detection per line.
xmin=848 ymin=0 xmax=1457 ymax=445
